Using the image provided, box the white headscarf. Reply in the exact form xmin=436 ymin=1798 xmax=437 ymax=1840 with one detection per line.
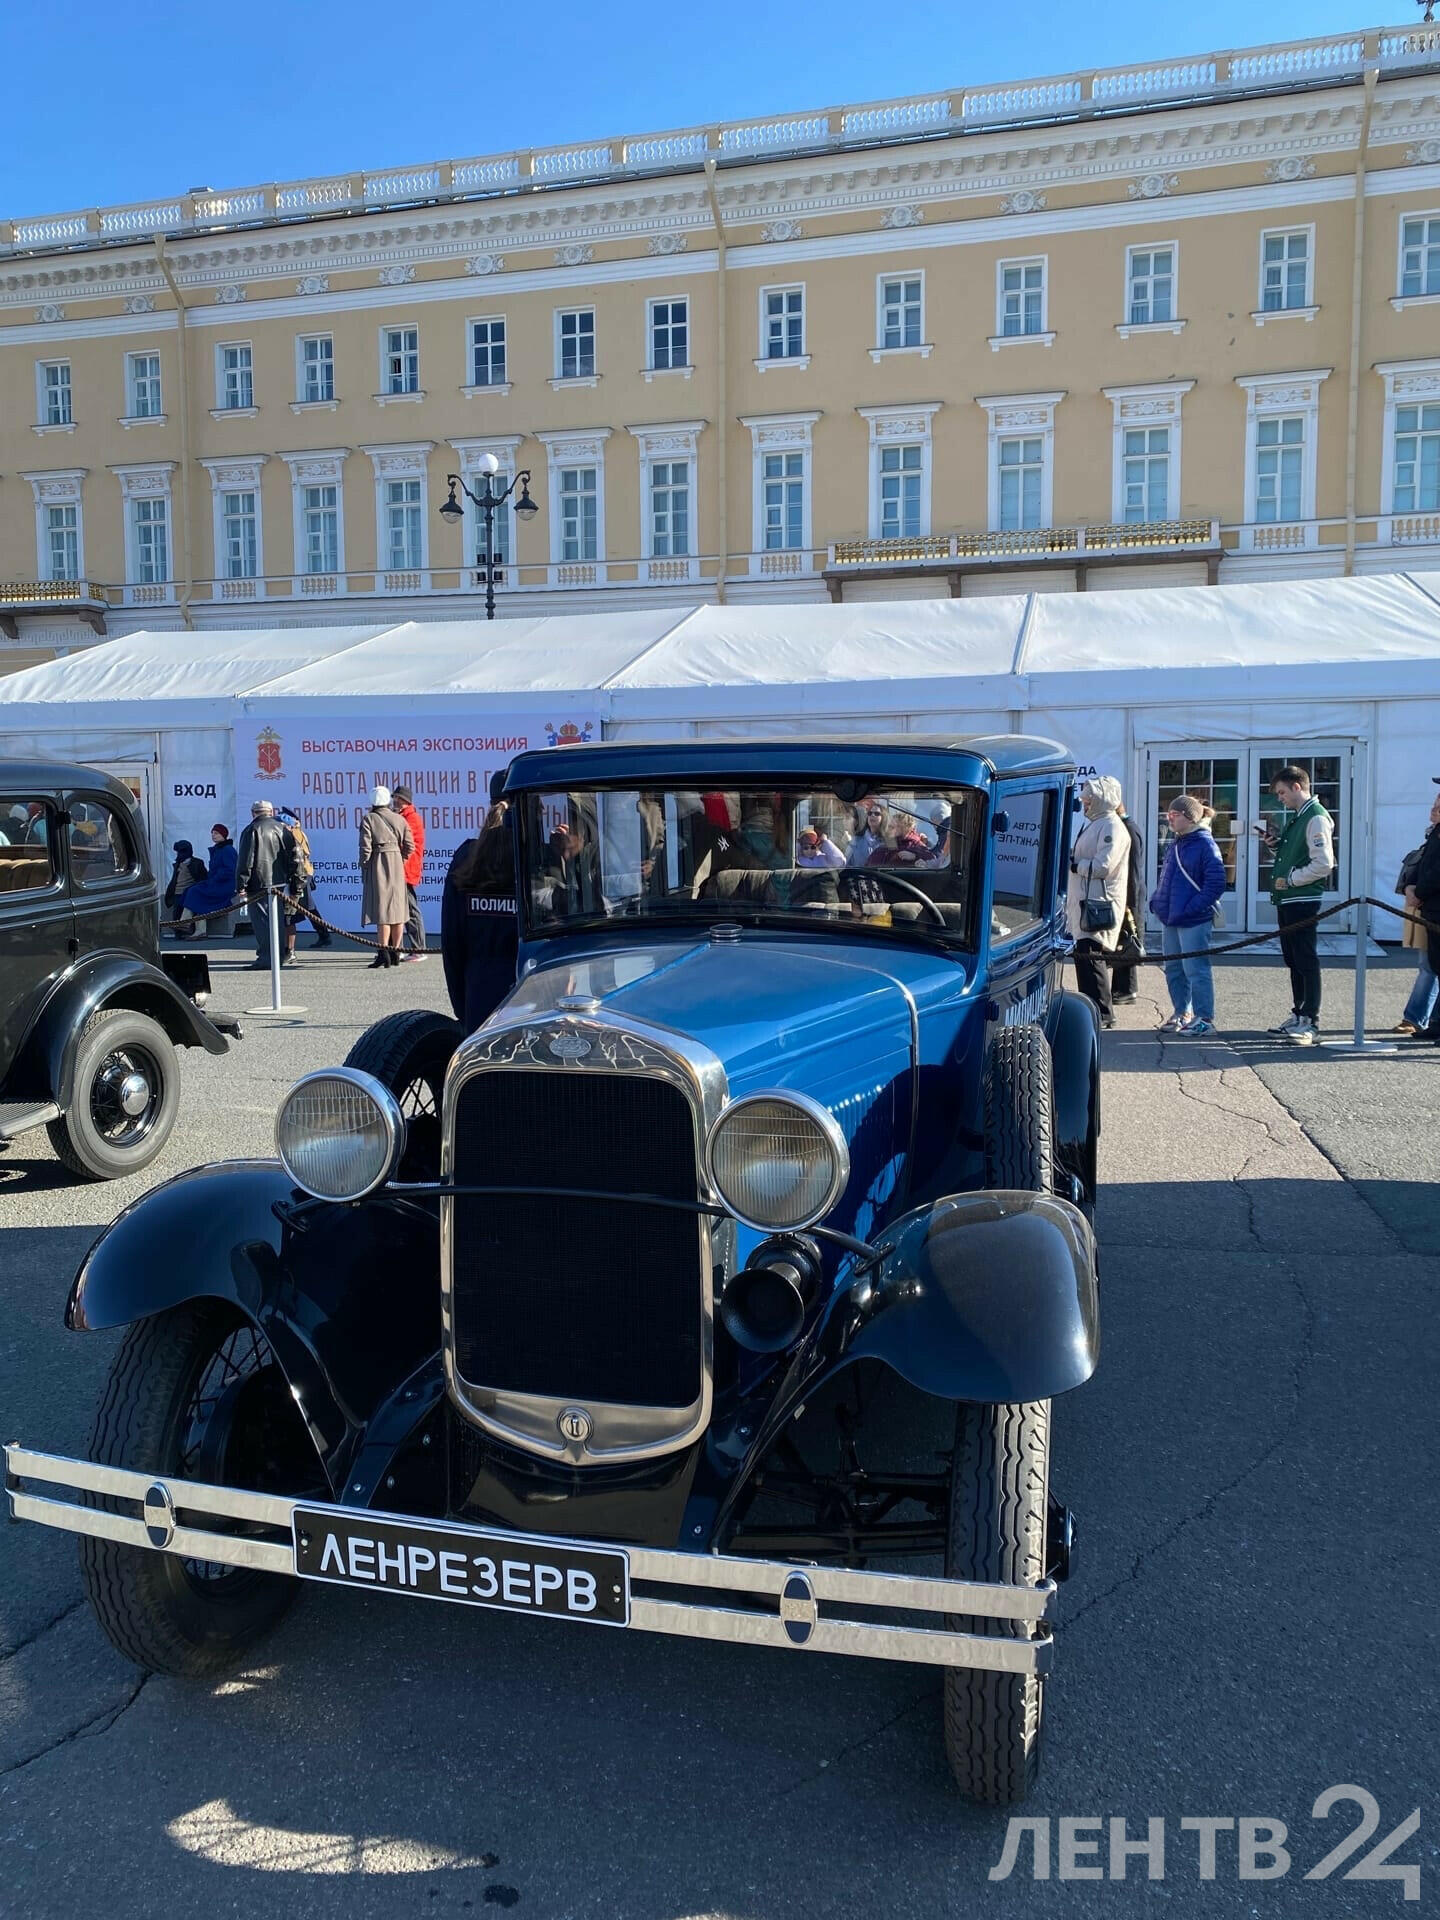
xmin=1082 ymin=775 xmax=1123 ymax=814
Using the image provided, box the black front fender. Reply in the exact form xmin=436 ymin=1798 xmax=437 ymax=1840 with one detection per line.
xmin=67 ymin=1162 xmax=441 ymax=1495
xmin=1045 ymin=985 xmax=1101 ymax=1178
xmin=27 ymin=952 xmax=230 ymax=1109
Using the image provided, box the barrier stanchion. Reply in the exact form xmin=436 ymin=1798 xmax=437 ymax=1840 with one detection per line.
xmin=246 ymin=887 xmax=306 ymax=1018
xmin=1324 ymin=893 xmax=1396 ymax=1054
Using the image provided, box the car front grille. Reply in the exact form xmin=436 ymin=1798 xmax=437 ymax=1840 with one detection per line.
xmin=448 ymin=1067 xmax=704 ymax=1410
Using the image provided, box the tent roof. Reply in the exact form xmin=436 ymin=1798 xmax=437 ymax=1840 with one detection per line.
xmin=0 ymin=572 xmax=1436 ymax=731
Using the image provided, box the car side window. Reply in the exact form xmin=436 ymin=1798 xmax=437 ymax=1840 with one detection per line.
xmin=0 ymin=797 xmax=58 ymax=894
xmin=69 ymin=797 xmax=138 ymax=889
xmin=991 ymin=789 xmax=1055 ymax=943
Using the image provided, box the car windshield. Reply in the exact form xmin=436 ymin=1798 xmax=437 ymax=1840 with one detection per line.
xmin=518 ymin=781 xmax=984 ymax=947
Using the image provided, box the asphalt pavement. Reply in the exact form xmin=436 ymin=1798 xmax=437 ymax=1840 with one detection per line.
xmin=1 ymin=935 xmax=1436 ymax=1917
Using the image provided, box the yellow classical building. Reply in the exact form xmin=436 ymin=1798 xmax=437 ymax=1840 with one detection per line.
xmin=2 ymin=22 xmax=1440 ymax=668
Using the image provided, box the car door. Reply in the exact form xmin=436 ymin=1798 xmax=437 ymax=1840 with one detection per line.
xmin=65 ymin=788 xmax=156 ymax=962
xmin=0 ymin=793 xmax=74 ymax=1093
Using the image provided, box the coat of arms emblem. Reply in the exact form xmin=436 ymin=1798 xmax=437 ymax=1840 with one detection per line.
xmin=544 ymin=720 xmax=594 ymax=747
xmin=255 ymin=728 xmax=283 ymax=780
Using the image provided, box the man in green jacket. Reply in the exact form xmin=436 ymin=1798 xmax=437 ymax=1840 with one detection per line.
xmin=1264 ymin=764 xmax=1335 ymax=1046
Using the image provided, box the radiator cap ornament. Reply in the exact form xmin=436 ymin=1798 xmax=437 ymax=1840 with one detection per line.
xmin=557 ymin=1406 xmax=593 ymax=1445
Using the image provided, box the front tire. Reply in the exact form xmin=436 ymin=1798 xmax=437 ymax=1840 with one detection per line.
xmin=943 ymin=1399 xmax=1051 ymax=1805
xmin=47 ymin=1007 xmax=181 ymax=1181
xmin=80 ymin=1301 xmax=322 ymax=1677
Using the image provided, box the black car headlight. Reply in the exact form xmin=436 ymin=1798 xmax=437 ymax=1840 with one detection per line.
xmin=274 ymin=1068 xmax=405 ymax=1201
xmin=705 ymin=1092 xmax=849 ymax=1233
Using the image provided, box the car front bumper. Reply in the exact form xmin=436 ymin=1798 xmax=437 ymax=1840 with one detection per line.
xmin=6 ymin=1444 xmax=1054 ymax=1675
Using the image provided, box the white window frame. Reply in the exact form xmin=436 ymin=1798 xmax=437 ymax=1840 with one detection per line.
xmin=1254 ymin=226 xmax=1317 ymax=323
xmin=1236 ymin=370 xmax=1330 ymax=547
xmin=293 ymin=334 xmax=337 ymax=410
xmin=756 ymin=285 xmax=808 ymax=370
xmin=1375 ymin=359 xmax=1440 ymax=536
xmin=377 ymin=324 xmax=422 ymax=402
xmin=35 ymin=359 xmax=73 ymax=431
xmin=536 ymin=429 xmax=610 ymax=581
xmin=1393 ymin=209 xmax=1440 ymax=309
xmin=123 ymin=350 xmax=165 ymax=425
xmin=213 ymin=341 xmax=255 ymax=415
xmin=552 ymin=307 xmax=598 ymax=388
xmin=858 ymin=405 xmax=939 ymax=541
xmin=741 ymin=412 xmax=820 ymax=567
xmin=976 ymin=392 xmax=1064 ymax=533
xmin=362 ymin=443 xmax=433 ymax=585
xmin=448 ymin=436 xmax=525 ymax=584
xmin=279 ymin=450 xmax=348 ymax=584
xmin=1102 ymin=383 xmax=1192 ymax=524
xmin=645 ymin=296 xmax=692 ymax=378
xmin=871 ymin=271 xmax=931 ymax=362
xmin=200 ymin=456 xmax=268 ymax=593
xmin=626 ymin=421 xmax=704 ymax=582
xmin=111 ymin=463 xmax=177 ymax=599
xmin=464 ymin=316 xmax=510 ymax=396
xmin=22 ymin=470 xmax=85 ymax=582
xmin=991 ymin=258 xmax=1054 ymax=350
xmin=1118 ymin=243 xmax=1185 ymax=337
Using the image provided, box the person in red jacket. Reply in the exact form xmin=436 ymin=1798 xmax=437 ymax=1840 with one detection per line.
xmin=392 ymin=785 xmax=427 ymax=960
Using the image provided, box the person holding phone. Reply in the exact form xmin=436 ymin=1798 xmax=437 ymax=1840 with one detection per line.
xmin=1263 ymin=766 xmax=1334 ymax=1045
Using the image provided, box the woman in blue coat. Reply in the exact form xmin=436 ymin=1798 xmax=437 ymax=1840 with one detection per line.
xmin=441 ymin=802 xmax=520 ymax=1034
xmin=176 ymin=824 xmax=239 ymax=932
xmin=1149 ymin=795 xmax=1227 ymax=1037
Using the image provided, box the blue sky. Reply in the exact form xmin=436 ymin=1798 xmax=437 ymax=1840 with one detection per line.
xmin=0 ymin=4 xmax=1392 ymax=215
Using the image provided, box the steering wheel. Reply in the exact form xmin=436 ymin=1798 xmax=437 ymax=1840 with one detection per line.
xmin=839 ymin=868 xmax=949 ymax=929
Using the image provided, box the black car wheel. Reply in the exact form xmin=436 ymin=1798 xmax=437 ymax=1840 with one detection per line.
xmin=344 ymin=1009 xmax=464 ymax=1179
xmin=46 ymin=1007 xmax=181 ymax=1181
xmin=80 ymin=1301 xmax=324 ymax=1677
xmin=982 ymin=1024 xmax=1055 ymax=1192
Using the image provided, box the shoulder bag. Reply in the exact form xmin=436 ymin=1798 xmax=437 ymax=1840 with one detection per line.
xmin=1176 ymin=839 xmax=1225 ymax=928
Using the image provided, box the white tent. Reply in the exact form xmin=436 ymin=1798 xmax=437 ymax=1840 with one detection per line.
xmin=2 ymin=573 xmax=1437 ymax=935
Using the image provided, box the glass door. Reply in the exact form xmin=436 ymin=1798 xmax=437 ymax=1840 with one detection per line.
xmin=1248 ymin=746 xmax=1353 ymax=933
xmin=1143 ymin=748 xmax=1247 ymax=933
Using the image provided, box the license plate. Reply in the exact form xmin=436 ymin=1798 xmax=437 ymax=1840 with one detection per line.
xmin=292 ymin=1507 xmax=630 ymax=1626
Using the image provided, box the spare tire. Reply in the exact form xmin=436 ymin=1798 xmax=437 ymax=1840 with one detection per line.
xmin=343 ymin=1009 xmax=463 ymax=1180
xmin=982 ymin=1025 xmax=1055 ymax=1194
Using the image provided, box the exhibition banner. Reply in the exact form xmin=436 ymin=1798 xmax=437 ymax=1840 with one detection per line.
xmin=232 ymin=711 xmax=599 ymax=933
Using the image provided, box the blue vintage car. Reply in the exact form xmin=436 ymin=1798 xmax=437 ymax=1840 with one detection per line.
xmin=8 ymin=735 xmax=1100 ymax=1806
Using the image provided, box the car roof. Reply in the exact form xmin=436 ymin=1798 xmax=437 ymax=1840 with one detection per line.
xmin=502 ymin=733 xmax=1072 ymax=794
xmin=0 ymin=760 xmax=141 ymax=805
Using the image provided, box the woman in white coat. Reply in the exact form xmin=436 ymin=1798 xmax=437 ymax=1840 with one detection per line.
xmin=1066 ymin=775 xmax=1129 ymax=1029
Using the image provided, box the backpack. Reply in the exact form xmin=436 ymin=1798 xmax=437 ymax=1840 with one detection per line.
xmin=287 ymin=819 xmax=315 ymax=882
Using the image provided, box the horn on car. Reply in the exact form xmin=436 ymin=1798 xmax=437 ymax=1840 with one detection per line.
xmin=719 ymin=1235 xmax=823 ymax=1354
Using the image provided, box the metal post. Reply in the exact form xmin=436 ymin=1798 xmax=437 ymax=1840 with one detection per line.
xmin=246 ymin=885 xmax=306 ymax=1017
xmin=483 ymin=481 xmax=496 ymax=621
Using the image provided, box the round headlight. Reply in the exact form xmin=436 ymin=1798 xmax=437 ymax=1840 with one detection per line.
xmin=275 ymin=1068 xmax=405 ymax=1202
xmin=706 ymin=1093 xmax=849 ymax=1233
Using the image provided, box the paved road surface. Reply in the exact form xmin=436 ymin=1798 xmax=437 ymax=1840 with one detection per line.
xmin=1 ymin=940 xmax=1435 ymax=1916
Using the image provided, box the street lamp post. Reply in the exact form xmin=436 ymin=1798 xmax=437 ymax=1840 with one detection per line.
xmin=438 ymin=452 xmax=539 ymax=619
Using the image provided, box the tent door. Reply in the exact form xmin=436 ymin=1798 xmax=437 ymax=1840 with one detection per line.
xmin=1142 ymin=743 xmax=1355 ymax=936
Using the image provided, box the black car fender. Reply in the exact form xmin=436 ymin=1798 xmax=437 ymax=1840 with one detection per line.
xmin=67 ymin=1161 xmax=441 ymax=1496
xmin=24 ymin=951 xmax=230 ymax=1109
xmin=1045 ymin=985 xmax=1101 ymax=1173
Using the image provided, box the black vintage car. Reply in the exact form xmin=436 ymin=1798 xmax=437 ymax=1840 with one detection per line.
xmin=0 ymin=761 xmax=232 ymax=1178
xmin=8 ymin=736 xmax=1099 ymax=1804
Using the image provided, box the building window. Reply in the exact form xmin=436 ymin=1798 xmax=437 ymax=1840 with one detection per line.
xmin=1254 ymin=416 xmax=1305 ymax=521
xmin=1121 ymin=427 xmax=1170 ymax=521
xmin=762 ymin=452 xmax=805 ymax=550
xmin=1393 ymin=402 xmax=1440 ymax=512
xmin=649 ymin=461 xmax=691 ymax=557
xmin=385 ymin=478 xmax=424 ymax=570
xmin=557 ymin=309 xmax=596 ymax=380
xmin=469 ymin=318 xmax=507 ymax=388
xmin=45 ymin=504 xmax=79 ymax=581
xmin=132 ymin=498 xmax=169 ymax=584
xmin=127 ymin=352 xmax=162 ymax=418
xmin=40 ymin=361 xmax=72 ymax=426
xmin=1399 ymin=216 xmax=1440 ymax=299
xmin=878 ymin=444 xmax=923 ymax=539
xmin=303 ymin=485 xmax=339 ymax=573
xmin=762 ymin=287 xmax=805 ymax=360
xmin=219 ymin=343 xmax=253 ymax=410
xmin=300 ymin=335 xmax=334 ymax=403
xmin=221 ymin=492 xmax=258 ymax=579
xmin=649 ymin=298 xmax=688 ymax=371
xmin=879 ymin=276 xmax=923 ymax=350
xmin=382 ymin=326 xmax=420 ymax=395
xmin=997 ymin=437 xmax=1044 ymax=531
xmin=999 ymin=260 xmax=1046 ymax=337
xmin=1260 ymin=230 xmax=1311 ymax=312
xmin=1127 ymin=247 xmax=1174 ymax=325
xmin=558 ymin=467 xmax=598 ymax=560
